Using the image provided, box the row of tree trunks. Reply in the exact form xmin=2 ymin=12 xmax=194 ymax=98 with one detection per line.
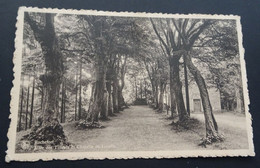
xmin=220 ymin=88 xmax=244 ymax=112
xmin=79 ymin=16 xmax=129 ymax=125
xmin=18 ymin=75 xmax=36 ymax=131
xmin=143 ymin=59 xmax=159 ymax=108
xmin=86 ymin=52 xmax=129 ymax=123
xmin=73 ymin=57 xmax=84 ymax=121
xmin=86 ymin=58 xmax=128 ymax=122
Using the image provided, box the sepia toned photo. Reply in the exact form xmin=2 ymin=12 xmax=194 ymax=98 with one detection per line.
xmin=6 ymin=7 xmax=254 ymax=161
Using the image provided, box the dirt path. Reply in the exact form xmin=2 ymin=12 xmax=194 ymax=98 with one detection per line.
xmin=16 ymin=105 xmax=249 ymax=152
xmin=64 ymin=105 xmax=202 ymax=152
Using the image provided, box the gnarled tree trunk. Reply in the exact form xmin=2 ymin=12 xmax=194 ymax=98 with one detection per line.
xmin=23 ymin=13 xmax=67 ymax=146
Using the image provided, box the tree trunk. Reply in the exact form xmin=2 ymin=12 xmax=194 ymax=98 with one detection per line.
xmin=78 ymin=57 xmax=82 ymax=120
xmin=150 ymin=80 xmax=156 ymax=107
xmin=40 ymin=85 xmax=44 ymax=111
xmin=118 ymin=55 xmax=127 ymax=109
xmin=60 ymin=79 xmax=66 ymax=123
xmin=158 ymin=81 xmax=164 ymax=112
xmin=153 ymin=83 xmax=159 ymax=109
xmin=18 ymin=76 xmax=24 ymax=131
xmin=169 ymin=61 xmax=177 ymax=117
xmin=63 ymin=80 xmax=66 ymax=123
xmin=144 ymin=81 xmax=147 ymax=99
xmin=112 ymin=69 xmax=119 ymax=113
xmin=87 ymin=56 xmax=107 ymax=123
xmin=134 ymin=77 xmax=138 ymax=100
xmin=74 ymin=64 xmax=78 ymax=121
xmin=106 ymin=80 xmax=113 ymax=116
xmin=29 ymin=76 xmax=35 ymax=128
xmin=184 ymin=54 xmax=222 ymax=142
xmin=118 ymin=90 xmax=124 ymax=110
xmin=25 ymin=83 xmax=30 ymax=130
xmin=23 ymin=13 xmax=67 ymax=146
xmin=100 ymin=82 xmax=108 ymax=120
xmin=169 ymin=56 xmax=188 ymax=121
xmin=184 ymin=59 xmax=190 ymax=116
xmin=60 ymin=81 xmax=64 ymax=123
xmin=140 ymin=81 xmax=143 ymax=99
xmin=118 ymin=81 xmax=126 ymax=110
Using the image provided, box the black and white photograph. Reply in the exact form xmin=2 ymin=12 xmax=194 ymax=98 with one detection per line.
xmin=6 ymin=7 xmax=254 ymax=161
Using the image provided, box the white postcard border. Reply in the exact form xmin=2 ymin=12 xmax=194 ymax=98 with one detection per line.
xmin=6 ymin=6 xmax=255 ymax=162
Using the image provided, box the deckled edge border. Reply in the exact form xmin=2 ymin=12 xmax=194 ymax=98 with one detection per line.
xmin=5 ymin=6 xmax=255 ymax=162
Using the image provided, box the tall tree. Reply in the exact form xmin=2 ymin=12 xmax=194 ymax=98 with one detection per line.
xmin=193 ymin=20 xmax=242 ymax=113
xmin=150 ymin=18 xmax=188 ymax=120
xmin=172 ymin=18 xmax=223 ymax=143
xmin=23 ymin=12 xmax=67 ymax=145
xmin=81 ymin=16 xmax=108 ymax=124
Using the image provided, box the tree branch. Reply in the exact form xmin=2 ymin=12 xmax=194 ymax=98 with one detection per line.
xmin=189 ymin=20 xmax=212 ymax=47
xmin=24 ymin=12 xmax=44 ymax=42
xmin=150 ymin=18 xmax=170 ymax=54
xmin=172 ymin=19 xmax=186 ymax=44
xmin=186 ymin=20 xmax=200 ymax=36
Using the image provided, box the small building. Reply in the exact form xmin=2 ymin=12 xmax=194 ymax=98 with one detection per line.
xmin=183 ymin=84 xmax=221 ymax=113
xmin=163 ymin=84 xmax=221 ymax=113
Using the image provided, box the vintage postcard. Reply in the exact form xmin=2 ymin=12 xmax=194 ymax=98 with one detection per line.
xmin=6 ymin=6 xmax=254 ymax=161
